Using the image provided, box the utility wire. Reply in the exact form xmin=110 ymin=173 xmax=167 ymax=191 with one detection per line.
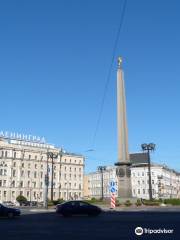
xmin=91 ymin=0 xmax=128 ymax=149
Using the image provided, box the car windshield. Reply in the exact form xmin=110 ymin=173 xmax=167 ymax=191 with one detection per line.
xmin=0 ymin=203 xmax=7 ymax=207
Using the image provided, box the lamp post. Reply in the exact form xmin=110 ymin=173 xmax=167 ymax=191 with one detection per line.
xmin=141 ymin=143 xmax=155 ymax=201
xmin=98 ymin=166 xmax=106 ymax=200
xmin=44 ymin=151 xmax=59 ymax=209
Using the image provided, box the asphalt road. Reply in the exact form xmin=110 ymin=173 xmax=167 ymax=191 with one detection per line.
xmin=0 ymin=210 xmax=179 ymax=240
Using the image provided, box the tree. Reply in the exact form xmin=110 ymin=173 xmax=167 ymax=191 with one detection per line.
xmin=16 ymin=195 xmax=27 ymax=205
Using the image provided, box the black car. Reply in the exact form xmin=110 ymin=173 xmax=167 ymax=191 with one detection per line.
xmin=56 ymin=201 xmax=102 ymax=217
xmin=0 ymin=203 xmax=21 ymax=218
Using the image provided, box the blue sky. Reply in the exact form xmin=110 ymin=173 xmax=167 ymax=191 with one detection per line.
xmin=0 ymin=0 xmax=180 ymax=173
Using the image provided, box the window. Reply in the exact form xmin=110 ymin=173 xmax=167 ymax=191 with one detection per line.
xmin=138 ymin=180 xmax=140 ymax=185
xmin=70 ymin=167 xmax=71 ymax=172
xmin=13 ymin=162 xmax=16 ymax=167
xmin=11 ymin=181 xmax=15 ymax=187
xmin=29 ymin=155 xmax=31 ymax=160
xmin=34 ymin=172 xmax=37 ymax=178
xmin=143 ymin=189 xmax=145 ymax=194
xmin=27 ymin=181 xmax=30 ymax=187
xmin=28 ymin=163 xmax=31 ymax=168
xmin=35 ymin=164 xmax=37 ymax=169
xmin=142 ymin=172 xmax=144 ymax=176
xmin=22 ymin=163 xmax=24 ymax=168
xmin=79 ymin=168 xmax=81 ymax=172
xmin=20 ymin=181 xmax=23 ymax=187
xmin=64 ymin=174 xmax=66 ymax=179
xmin=41 ymin=156 xmax=43 ymax=161
xmin=21 ymin=171 xmax=24 ymax=177
xmin=3 ymin=180 xmax=6 ymax=187
xmin=79 ymin=184 xmax=81 ymax=190
xmin=152 ymin=180 xmax=154 ymax=184
xmin=0 ymin=180 xmax=2 ymax=186
xmin=138 ymin=189 xmax=140 ymax=194
xmin=41 ymin=164 xmax=43 ymax=169
xmin=28 ymin=171 xmax=30 ymax=178
xmin=14 ymin=152 xmax=16 ymax=159
xmin=40 ymin=172 xmax=43 ymax=178
xmin=5 ymin=151 xmax=7 ymax=158
xmin=1 ymin=151 xmax=4 ymax=158
xmin=35 ymin=156 xmax=37 ymax=160
xmin=13 ymin=170 xmax=16 ymax=177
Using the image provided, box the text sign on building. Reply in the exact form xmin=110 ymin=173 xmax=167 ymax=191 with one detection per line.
xmin=0 ymin=131 xmax=46 ymax=143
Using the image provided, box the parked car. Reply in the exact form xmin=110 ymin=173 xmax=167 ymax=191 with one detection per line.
xmin=2 ymin=201 xmax=16 ymax=207
xmin=56 ymin=201 xmax=102 ymax=217
xmin=20 ymin=201 xmax=38 ymax=207
xmin=0 ymin=203 xmax=21 ymax=218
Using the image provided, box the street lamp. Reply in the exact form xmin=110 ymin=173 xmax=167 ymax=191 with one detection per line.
xmin=141 ymin=143 xmax=155 ymax=201
xmin=98 ymin=166 xmax=106 ymax=200
xmin=44 ymin=151 xmax=59 ymax=209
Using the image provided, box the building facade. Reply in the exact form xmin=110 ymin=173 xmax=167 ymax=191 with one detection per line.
xmin=85 ymin=166 xmax=118 ymax=199
xmin=86 ymin=163 xmax=180 ymax=200
xmin=131 ymin=164 xmax=180 ymax=199
xmin=0 ymin=134 xmax=85 ymax=203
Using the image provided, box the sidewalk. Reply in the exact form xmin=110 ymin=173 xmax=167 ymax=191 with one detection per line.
xmin=95 ymin=204 xmax=180 ymax=212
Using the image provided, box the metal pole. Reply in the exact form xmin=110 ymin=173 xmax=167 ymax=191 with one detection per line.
xmin=101 ymin=169 xmax=104 ymax=200
xmin=147 ymin=149 xmax=153 ymax=201
xmin=51 ymin=155 xmax=54 ymax=201
xmin=44 ymin=153 xmax=49 ymax=209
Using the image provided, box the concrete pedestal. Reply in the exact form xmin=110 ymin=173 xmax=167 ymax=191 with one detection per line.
xmin=115 ymin=162 xmax=132 ymax=198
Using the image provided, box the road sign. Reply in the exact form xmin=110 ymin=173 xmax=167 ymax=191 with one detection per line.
xmin=109 ymin=181 xmax=115 ymax=187
xmin=110 ymin=186 xmax=116 ymax=193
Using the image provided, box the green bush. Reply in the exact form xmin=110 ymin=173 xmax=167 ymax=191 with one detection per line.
xmin=124 ymin=200 xmax=132 ymax=207
xmin=52 ymin=198 xmax=64 ymax=205
xmin=143 ymin=200 xmax=160 ymax=206
xmin=164 ymin=199 xmax=180 ymax=205
xmin=115 ymin=199 xmax=121 ymax=207
xmin=136 ymin=199 xmax=142 ymax=206
xmin=16 ymin=195 xmax=27 ymax=204
xmin=47 ymin=200 xmax=54 ymax=206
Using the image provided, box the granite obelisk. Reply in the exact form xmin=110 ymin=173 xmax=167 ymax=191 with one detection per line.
xmin=115 ymin=57 xmax=132 ymax=198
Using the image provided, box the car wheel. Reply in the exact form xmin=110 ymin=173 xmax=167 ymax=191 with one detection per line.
xmin=7 ymin=212 xmax=14 ymax=218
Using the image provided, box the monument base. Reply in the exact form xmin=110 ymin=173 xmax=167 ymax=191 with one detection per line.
xmin=115 ymin=162 xmax=132 ymax=198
